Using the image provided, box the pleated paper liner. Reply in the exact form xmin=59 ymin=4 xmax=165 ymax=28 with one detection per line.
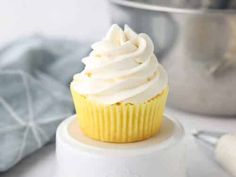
xmin=70 ymin=86 xmax=168 ymax=143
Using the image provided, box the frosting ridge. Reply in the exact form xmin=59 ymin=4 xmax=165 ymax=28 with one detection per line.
xmin=71 ymin=24 xmax=168 ymax=104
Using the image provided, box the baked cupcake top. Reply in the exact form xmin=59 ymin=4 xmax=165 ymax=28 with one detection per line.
xmin=71 ymin=24 xmax=168 ymax=104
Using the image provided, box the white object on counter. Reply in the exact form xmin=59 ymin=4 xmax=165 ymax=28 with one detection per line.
xmin=215 ymin=134 xmax=236 ymax=177
xmin=56 ymin=115 xmax=186 ymax=177
xmin=193 ymin=130 xmax=236 ymax=177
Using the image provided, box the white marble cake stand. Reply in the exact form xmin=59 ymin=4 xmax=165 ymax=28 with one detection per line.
xmin=56 ymin=115 xmax=186 ymax=177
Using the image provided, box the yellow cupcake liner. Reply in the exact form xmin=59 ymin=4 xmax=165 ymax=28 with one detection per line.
xmin=70 ymin=86 xmax=168 ymax=143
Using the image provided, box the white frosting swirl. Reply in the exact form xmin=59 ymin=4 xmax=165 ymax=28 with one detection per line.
xmin=71 ymin=24 xmax=168 ymax=104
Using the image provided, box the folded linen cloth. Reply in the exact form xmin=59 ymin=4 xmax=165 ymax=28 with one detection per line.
xmin=0 ymin=36 xmax=89 ymax=172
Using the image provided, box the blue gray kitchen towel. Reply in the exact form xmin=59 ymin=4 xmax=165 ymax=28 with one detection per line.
xmin=0 ymin=36 xmax=89 ymax=172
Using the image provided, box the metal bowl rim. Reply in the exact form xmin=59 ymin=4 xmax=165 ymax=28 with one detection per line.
xmin=110 ymin=0 xmax=236 ymax=14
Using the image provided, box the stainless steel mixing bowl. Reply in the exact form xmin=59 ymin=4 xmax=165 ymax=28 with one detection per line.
xmin=109 ymin=0 xmax=236 ymax=116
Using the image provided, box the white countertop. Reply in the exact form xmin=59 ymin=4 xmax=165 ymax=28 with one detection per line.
xmin=1 ymin=107 xmax=236 ymax=177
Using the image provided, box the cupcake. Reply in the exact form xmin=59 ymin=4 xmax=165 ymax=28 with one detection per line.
xmin=70 ymin=24 xmax=168 ymax=143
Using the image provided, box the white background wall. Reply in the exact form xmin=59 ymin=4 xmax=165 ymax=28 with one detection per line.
xmin=0 ymin=0 xmax=110 ymax=46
